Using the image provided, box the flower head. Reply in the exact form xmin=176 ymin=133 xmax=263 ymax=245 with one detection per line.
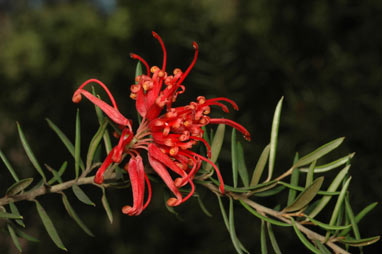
xmin=73 ymin=32 xmax=250 ymax=215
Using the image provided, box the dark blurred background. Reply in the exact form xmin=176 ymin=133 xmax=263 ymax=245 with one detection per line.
xmin=0 ymin=0 xmax=381 ymax=253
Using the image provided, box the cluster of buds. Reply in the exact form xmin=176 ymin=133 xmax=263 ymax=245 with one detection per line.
xmin=72 ymin=32 xmax=250 ymax=215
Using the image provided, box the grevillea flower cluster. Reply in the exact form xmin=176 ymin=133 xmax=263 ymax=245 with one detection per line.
xmin=72 ymin=32 xmax=250 ymax=216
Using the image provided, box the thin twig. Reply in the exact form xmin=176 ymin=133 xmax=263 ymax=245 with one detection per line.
xmin=0 ymin=173 xmax=117 ymax=206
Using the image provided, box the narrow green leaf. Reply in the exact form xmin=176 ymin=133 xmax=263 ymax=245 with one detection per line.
xmin=249 ymin=181 xmax=279 ymax=195
xmin=328 ymin=177 xmax=352 ymax=227
xmin=260 ymin=220 xmax=268 ymax=254
xmin=279 ymin=181 xmax=340 ymax=196
xmin=86 ymin=119 xmax=108 ymax=169
xmin=253 ymin=185 xmax=285 ymax=197
xmin=305 ymin=160 xmax=316 ymax=188
xmin=209 ymin=127 xmax=215 ymax=144
xmin=0 ymin=150 xmax=19 ymax=182
xmin=250 ymin=144 xmax=270 ymax=186
xmin=209 ymin=177 xmax=277 ymax=193
xmin=72 ymin=185 xmax=95 ymax=206
xmin=293 ymin=137 xmax=345 ymax=169
xmin=239 ymin=200 xmax=290 ymax=227
xmin=237 ymin=142 xmax=249 ymax=187
xmin=287 ymin=153 xmax=300 ymax=205
xmin=202 ymin=126 xmax=210 ymax=145
xmin=0 ymin=211 xmax=23 ymax=219
xmin=354 ymin=202 xmax=378 ymax=223
xmin=287 ymin=168 xmax=300 ymax=206
xmin=47 ymin=161 xmax=67 ymax=185
xmin=102 ymin=130 xmax=113 ymax=154
xmin=101 ymin=187 xmax=113 ymax=223
xmin=206 ymin=124 xmax=225 ymax=171
xmin=314 ymin=240 xmax=331 ymax=254
xmin=304 ymin=215 xmax=351 ymax=230
xmin=339 ymin=202 xmax=378 ymax=237
xmin=92 ymin=86 xmax=105 ymax=124
xmin=14 ymin=227 xmax=39 ymax=242
xmin=291 ymin=218 xmax=321 ymax=254
xmin=34 ymin=200 xmax=67 ymax=251
xmin=46 ymin=118 xmax=84 ymax=170
xmin=339 ymin=236 xmax=380 ymax=247
xmin=6 ymin=178 xmax=33 ymax=196
xmin=266 ymin=222 xmax=282 ymax=254
xmin=231 ymin=129 xmax=239 ymax=188
xmin=29 ymin=179 xmax=44 ymax=191
xmin=229 ymin=198 xmax=248 ymax=254
xmin=9 ymin=202 xmax=25 ymax=227
xmin=217 ymin=196 xmax=249 ymax=253
xmin=344 ymin=195 xmax=360 ymax=240
xmin=75 ymin=109 xmax=81 ymax=178
xmin=300 ymin=153 xmax=355 ymax=173
xmin=335 ymin=202 xmax=345 ymax=235
xmin=17 ymin=122 xmax=46 ymax=182
xmin=216 ymin=194 xmax=229 ymax=230
xmin=91 ymin=87 xmax=113 ymax=154
xmin=46 ymin=118 xmax=74 ymax=153
xmin=135 ymin=61 xmax=143 ymax=78
xmin=268 ymin=97 xmax=283 ymax=182
xmin=8 ymin=224 xmax=22 ymax=252
xmin=307 ymin=165 xmax=350 ymax=218
xmin=196 ymin=194 xmax=212 ymax=217
xmin=283 ymin=176 xmax=324 ymax=213
xmin=61 ymin=193 xmax=94 ymax=237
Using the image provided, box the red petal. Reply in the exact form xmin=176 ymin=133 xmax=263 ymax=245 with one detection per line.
xmin=186 ymin=150 xmax=225 ymax=194
xmin=174 ymin=152 xmax=199 ymax=187
xmin=130 ymin=53 xmax=150 ymax=76
xmin=135 ymin=86 xmax=147 ymax=118
xmin=152 ymin=31 xmax=167 ymax=71
xmin=148 ymin=149 xmax=183 ymax=205
xmin=142 ymin=173 xmax=152 ymax=210
xmin=122 ymin=156 xmax=145 ymax=216
xmin=209 ymin=118 xmax=251 ymax=141
xmin=145 ymin=103 xmax=163 ymax=121
xmin=94 ymin=148 xmax=115 ymax=184
xmin=190 ymin=135 xmax=211 ymax=158
xmin=112 ymin=128 xmax=134 ymax=163
xmin=176 ymin=41 xmax=198 ymax=86
xmin=205 ymin=97 xmax=239 ymax=111
xmin=76 ymin=78 xmax=119 ymax=109
xmin=148 ymin=144 xmax=187 ymax=177
xmin=78 ymin=89 xmax=132 ymax=128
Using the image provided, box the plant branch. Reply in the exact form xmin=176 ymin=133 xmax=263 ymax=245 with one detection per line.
xmin=201 ymin=182 xmax=350 ymax=254
xmin=0 ymin=173 xmax=117 ymax=207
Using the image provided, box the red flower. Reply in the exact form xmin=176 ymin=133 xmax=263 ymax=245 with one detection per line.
xmin=72 ymin=32 xmax=250 ymax=216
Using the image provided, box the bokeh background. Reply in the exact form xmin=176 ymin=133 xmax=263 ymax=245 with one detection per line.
xmin=0 ymin=0 xmax=381 ymax=253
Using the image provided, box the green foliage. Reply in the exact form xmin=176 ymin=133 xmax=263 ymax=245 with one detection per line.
xmin=75 ymin=109 xmax=81 ymax=178
xmin=16 ymin=122 xmax=46 ymax=182
xmin=0 ymin=90 xmax=379 ymax=254
xmin=0 ymin=1 xmax=380 ymax=252
xmin=34 ymin=200 xmax=67 ymax=251
xmin=72 ymin=185 xmax=95 ymax=207
xmin=61 ymin=192 xmax=95 ymax=237
xmin=101 ymin=187 xmax=113 ymax=224
xmin=283 ymin=176 xmax=324 ymax=213
xmin=6 ymin=178 xmax=33 ymax=196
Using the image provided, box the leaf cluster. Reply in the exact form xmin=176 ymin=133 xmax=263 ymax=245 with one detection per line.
xmin=0 ymin=76 xmax=379 ymax=254
xmin=208 ymin=98 xmax=380 ymax=253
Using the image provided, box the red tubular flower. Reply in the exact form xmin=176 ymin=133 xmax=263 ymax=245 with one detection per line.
xmin=72 ymin=32 xmax=251 ymax=215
